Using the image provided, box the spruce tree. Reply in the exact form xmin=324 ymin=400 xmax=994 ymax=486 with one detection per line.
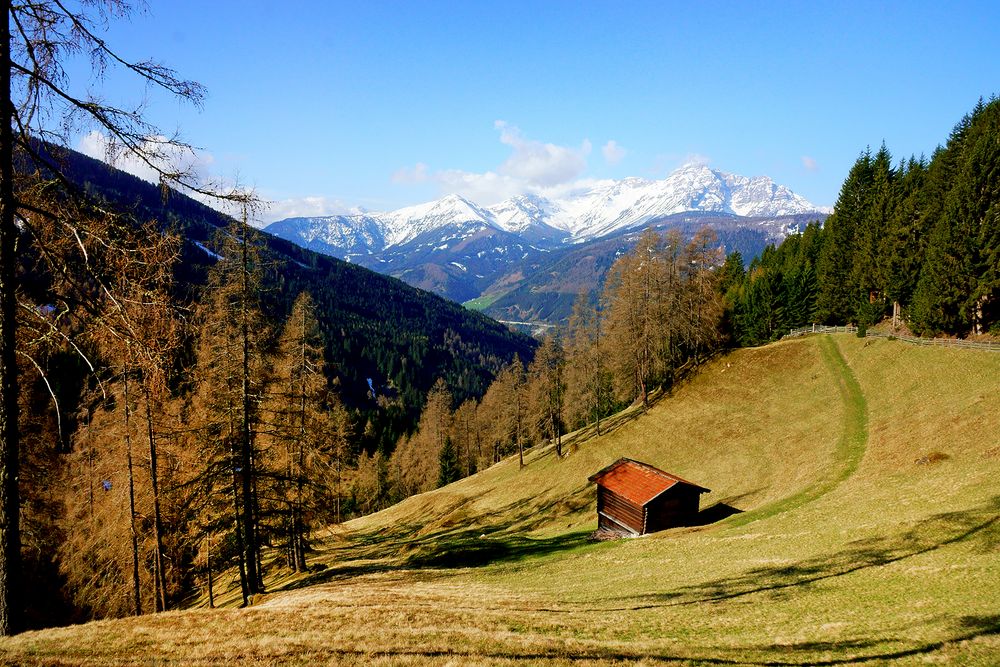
xmin=817 ymin=149 xmax=873 ymax=323
xmin=880 ymin=156 xmax=928 ymax=326
xmin=438 ymin=436 xmax=458 ymax=488
xmin=853 ymin=143 xmax=896 ymax=323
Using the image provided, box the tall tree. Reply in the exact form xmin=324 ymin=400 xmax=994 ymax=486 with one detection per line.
xmin=390 ymin=378 xmax=452 ymax=496
xmin=852 ymin=144 xmax=896 ymax=328
xmin=526 ymin=334 xmax=566 ymax=457
xmin=192 ymin=214 xmax=269 ymax=603
xmin=602 ymin=229 xmax=660 ymax=408
xmin=880 ymin=156 xmax=928 ymax=326
xmin=264 ymin=291 xmax=345 ymax=570
xmin=0 ymin=0 xmax=242 ymax=634
xmin=564 ymin=292 xmax=612 ymax=436
xmin=480 ymin=358 xmax=527 ymax=467
xmin=817 ymin=149 xmax=873 ymax=323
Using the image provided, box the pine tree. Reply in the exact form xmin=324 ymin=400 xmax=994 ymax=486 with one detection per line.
xmin=390 ymin=378 xmax=452 ymax=495
xmin=564 ymin=292 xmax=612 ymax=436
xmin=817 ymin=149 xmax=873 ymax=323
xmin=853 ymin=143 xmax=896 ymax=323
xmin=602 ymin=229 xmax=660 ymax=407
xmin=263 ymin=291 xmax=342 ymax=571
xmin=880 ymin=156 xmax=928 ymax=327
xmin=437 ymin=436 xmax=459 ymax=488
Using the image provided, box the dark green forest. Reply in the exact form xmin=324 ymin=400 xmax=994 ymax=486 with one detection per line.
xmin=724 ymin=97 xmax=1000 ymax=345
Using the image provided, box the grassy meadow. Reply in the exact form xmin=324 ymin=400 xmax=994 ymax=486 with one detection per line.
xmin=2 ymin=334 xmax=999 ymax=665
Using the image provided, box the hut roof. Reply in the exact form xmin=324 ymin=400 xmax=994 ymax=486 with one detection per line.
xmin=588 ymin=458 xmax=710 ymax=506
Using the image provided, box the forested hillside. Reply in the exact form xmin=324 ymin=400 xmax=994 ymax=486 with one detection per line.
xmin=724 ymin=97 xmax=1000 ymax=344
xmin=59 ymin=146 xmax=535 ymax=448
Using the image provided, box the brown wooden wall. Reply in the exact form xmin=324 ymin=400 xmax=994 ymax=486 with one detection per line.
xmin=597 ymin=487 xmax=644 ymax=534
xmin=644 ymin=486 xmax=701 ymax=533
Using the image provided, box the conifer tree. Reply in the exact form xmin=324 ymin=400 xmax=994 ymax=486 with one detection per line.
xmin=880 ymin=157 xmax=928 ymax=327
xmin=480 ymin=358 xmax=527 ymax=466
xmin=264 ymin=291 xmax=340 ymax=571
xmin=817 ymin=149 xmax=872 ymax=323
xmin=602 ymin=229 xmax=660 ymax=407
xmin=451 ymin=398 xmax=482 ymax=476
xmin=191 ymin=213 xmax=269 ymax=603
xmin=853 ymin=143 xmax=896 ymax=323
xmin=390 ymin=378 xmax=452 ymax=495
xmin=437 ymin=436 xmax=459 ymax=488
xmin=526 ymin=334 xmax=566 ymax=456
xmin=564 ymin=292 xmax=612 ymax=435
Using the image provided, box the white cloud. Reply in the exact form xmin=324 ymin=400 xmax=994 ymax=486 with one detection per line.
xmin=78 ymin=130 xmax=215 ymax=186
xmin=602 ymin=140 xmax=626 ymax=165
xmin=680 ymin=153 xmax=711 ymax=168
xmin=391 ymin=162 xmax=429 ymax=184
xmin=494 ymin=121 xmax=590 ymax=186
xmin=801 ymin=155 xmax=819 ymax=172
xmin=75 ymin=129 xmax=263 ymax=220
xmin=261 ymin=196 xmax=359 ymax=226
xmin=433 ymin=169 xmax=525 ymax=205
xmin=393 ymin=123 xmax=594 ymax=205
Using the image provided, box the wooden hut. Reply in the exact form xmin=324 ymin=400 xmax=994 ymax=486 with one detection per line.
xmin=588 ymin=458 xmax=710 ymax=535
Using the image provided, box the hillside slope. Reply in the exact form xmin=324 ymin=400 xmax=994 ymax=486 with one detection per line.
xmin=55 ymin=147 xmax=535 ymax=449
xmin=3 ymin=335 xmax=999 ymax=665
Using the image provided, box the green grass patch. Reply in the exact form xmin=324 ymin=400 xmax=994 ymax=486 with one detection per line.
xmin=462 ymin=293 xmax=501 ymax=310
xmin=726 ymin=335 xmax=869 ymax=527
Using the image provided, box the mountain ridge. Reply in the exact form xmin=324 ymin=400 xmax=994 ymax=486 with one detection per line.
xmin=264 ymin=165 xmax=828 ymax=316
xmin=266 ymin=164 xmax=829 ymax=258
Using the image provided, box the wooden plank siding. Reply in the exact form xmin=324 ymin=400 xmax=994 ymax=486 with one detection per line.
xmin=597 ymin=487 xmax=644 ymax=535
xmin=644 ymin=486 xmax=701 ymax=532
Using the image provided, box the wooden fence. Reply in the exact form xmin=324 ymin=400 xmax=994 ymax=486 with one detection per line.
xmin=784 ymin=324 xmax=1000 ymax=352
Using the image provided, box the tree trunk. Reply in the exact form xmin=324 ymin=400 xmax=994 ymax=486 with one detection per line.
xmin=206 ymin=537 xmax=214 ymax=609
xmin=294 ymin=318 xmax=307 ymax=571
xmin=143 ymin=386 xmax=168 ymax=612
xmin=229 ymin=461 xmax=248 ymax=605
xmin=336 ymin=456 xmax=342 ymax=525
xmin=285 ymin=439 xmax=294 ymax=571
xmin=227 ymin=413 xmax=248 ymax=605
xmin=123 ymin=368 xmax=142 ymax=616
xmin=0 ymin=0 xmax=22 ymax=635
xmin=251 ymin=456 xmax=264 ymax=591
xmin=238 ymin=214 xmax=260 ymax=595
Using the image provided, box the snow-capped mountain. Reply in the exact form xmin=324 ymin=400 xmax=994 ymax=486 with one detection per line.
xmin=263 ymin=164 xmax=828 ymax=308
xmin=265 ymin=164 xmax=826 ymax=259
xmin=379 ymin=194 xmax=496 ymax=248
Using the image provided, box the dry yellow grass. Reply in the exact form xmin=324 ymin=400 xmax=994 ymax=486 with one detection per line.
xmin=2 ymin=335 xmax=999 ymax=666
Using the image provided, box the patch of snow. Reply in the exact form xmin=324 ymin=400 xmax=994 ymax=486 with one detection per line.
xmin=193 ymin=241 xmax=223 ymax=260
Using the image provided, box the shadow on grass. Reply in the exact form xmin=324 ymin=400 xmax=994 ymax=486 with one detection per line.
xmin=605 ymin=495 xmax=1000 ymax=611
xmin=406 ymin=529 xmax=593 ymax=568
xmin=276 ymin=483 xmax=601 ymax=593
xmin=690 ymin=502 xmax=743 ymax=526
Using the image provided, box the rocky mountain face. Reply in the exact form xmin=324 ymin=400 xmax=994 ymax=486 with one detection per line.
xmin=265 ymin=164 xmax=829 ymax=319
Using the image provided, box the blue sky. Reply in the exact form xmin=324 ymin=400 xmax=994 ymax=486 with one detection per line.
xmin=72 ymin=1 xmax=1000 ymax=223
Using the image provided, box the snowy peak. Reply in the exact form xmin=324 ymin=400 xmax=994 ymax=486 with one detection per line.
xmin=382 ymin=193 xmax=496 ymax=246
xmin=265 ymin=165 xmax=826 ymax=258
xmin=488 ymin=194 xmax=554 ymax=233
